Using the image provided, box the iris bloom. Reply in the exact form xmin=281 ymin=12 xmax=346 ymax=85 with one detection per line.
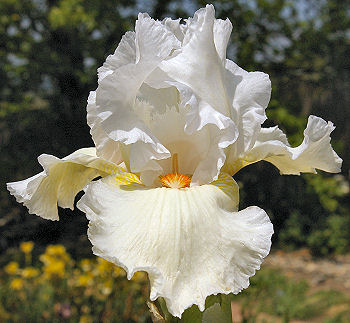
xmin=7 ymin=5 xmax=341 ymax=318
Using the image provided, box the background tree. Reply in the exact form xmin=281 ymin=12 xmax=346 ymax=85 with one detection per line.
xmin=1 ymin=0 xmax=349 ymax=256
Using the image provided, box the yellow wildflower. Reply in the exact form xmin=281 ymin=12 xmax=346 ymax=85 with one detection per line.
xmin=4 ymin=261 xmax=19 ymax=275
xmin=79 ymin=315 xmax=93 ymax=323
xmin=20 ymin=241 xmax=34 ymax=254
xmin=96 ymin=257 xmax=113 ymax=275
xmin=43 ymin=260 xmax=65 ymax=278
xmin=113 ymin=266 xmax=126 ymax=277
xmin=101 ymin=280 xmax=113 ymax=295
xmin=46 ymin=244 xmax=67 ymax=256
xmin=80 ymin=259 xmax=92 ymax=272
xmin=78 ymin=274 xmax=93 ymax=287
xmin=10 ymin=278 xmax=24 ymax=290
xmin=21 ymin=267 xmax=40 ymax=279
xmin=131 ymin=271 xmax=147 ymax=283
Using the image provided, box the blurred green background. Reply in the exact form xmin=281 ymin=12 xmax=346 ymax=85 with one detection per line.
xmin=1 ymin=0 xmax=349 ymax=257
xmin=1 ymin=0 xmax=350 ymax=322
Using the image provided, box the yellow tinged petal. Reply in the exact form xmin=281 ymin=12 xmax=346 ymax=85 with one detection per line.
xmin=7 ymin=148 xmax=124 ymax=220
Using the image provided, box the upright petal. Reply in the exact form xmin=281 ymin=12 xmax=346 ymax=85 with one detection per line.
xmin=159 ymin=5 xmax=231 ymax=116
xmin=7 ymin=148 xmax=122 ymax=220
xmin=78 ymin=173 xmax=273 ymax=317
xmin=91 ymin=13 xmax=180 ymax=170
xmin=97 ymin=31 xmax=136 ymax=82
xmin=224 ymin=59 xmax=271 ymax=164
xmin=213 ymin=18 xmax=232 ymax=61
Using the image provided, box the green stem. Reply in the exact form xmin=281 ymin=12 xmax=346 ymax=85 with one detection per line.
xmin=220 ymin=294 xmax=233 ymax=323
xmin=158 ymin=297 xmax=179 ymax=322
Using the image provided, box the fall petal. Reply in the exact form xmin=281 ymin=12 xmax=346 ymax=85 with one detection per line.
xmin=7 ymin=148 xmax=121 ymax=220
xmin=78 ymin=173 xmax=273 ymax=317
xmin=230 ymin=116 xmax=342 ymax=175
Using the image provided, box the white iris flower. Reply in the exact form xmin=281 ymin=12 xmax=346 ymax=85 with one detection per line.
xmin=7 ymin=5 xmax=342 ymax=318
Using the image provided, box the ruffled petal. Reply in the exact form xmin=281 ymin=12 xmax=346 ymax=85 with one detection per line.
xmin=135 ymin=102 xmax=209 ymax=181
xmin=90 ymin=13 xmax=180 ymax=169
xmin=78 ymin=173 xmax=273 ymax=317
xmin=213 ymin=18 xmax=232 ymax=61
xmin=97 ymin=31 xmax=136 ymax=82
xmin=224 ymin=116 xmax=342 ymax=175
xmin=87 ymin=91 xmax=124 ymax=165
xmin=7 ymin=148 xmax=122 ymax=220
xmin=224 ymin=59 xmax=271 ymax=163
xmin=183 ymin=95 xmax=238 ymax=185
xmin=159 ymin=5 xmax=231 ymax=116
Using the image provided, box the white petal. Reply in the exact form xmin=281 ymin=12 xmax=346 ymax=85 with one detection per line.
xmin=78 ymin=173 xmax=273 ymax=317
xmin=136 ymin=103 xmax=209 ymax=181
xmin=183 ymin=98 xmax=238 ymax=185
xmin=213 ymin=18 xmax=232 ymax=61
xmin=159 ymin=5 xmax=231 ymax=116
xmin=97 ymin=31 xmax=136 ymax=82
xmin=90 ymin=14 xmax=180 ymax=171
xmin=225 ymin=59 xmax=271 ymax=162
xmin=233 ymin=116 xmax=342 ymax=175
xmin=87 ymin=91 xmax=123 ymax=165
xmin=135 ymin=13 xmax=181 ymax=62
xmin=162 ymin=17 xmax=185 ymax=42
xmin=7 ymin=148 xmax=122 ymax=220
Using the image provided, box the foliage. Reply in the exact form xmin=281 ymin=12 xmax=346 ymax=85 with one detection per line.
xmin=2 ymin=243 xmax=350 ymax=322
xmin=236 ymin=268 xmax=348 ymax=323
xmin=0 ymin=242 xmax=151 ymax=322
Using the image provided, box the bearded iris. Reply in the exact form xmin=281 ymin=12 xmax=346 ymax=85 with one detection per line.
xmin=7 ymin=4 xmax=342 ymax=318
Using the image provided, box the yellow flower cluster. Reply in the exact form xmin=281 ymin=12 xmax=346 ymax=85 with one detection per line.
xmin=40 ymin=245 xmax=71 ymax=279
xmin=1 ymin=242 xmax=149 ymax=322
xmin=20 ymin=241 xmax=34 ymax=254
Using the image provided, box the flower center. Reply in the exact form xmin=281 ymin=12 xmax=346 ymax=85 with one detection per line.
xmin=160 ymin=173 xmax=191 ymax=188
xmin=159 ymin=153 xmax=191 ymax=188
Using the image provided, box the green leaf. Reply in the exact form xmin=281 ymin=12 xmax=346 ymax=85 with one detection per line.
xmin=181 ymin=305 xmax=203 ymax=323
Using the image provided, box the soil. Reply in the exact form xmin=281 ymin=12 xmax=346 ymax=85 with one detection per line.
xmin=264 ymin=249 xmax=350 ymax=295
xmin=231 ymin=249 xmax=350 ymax=323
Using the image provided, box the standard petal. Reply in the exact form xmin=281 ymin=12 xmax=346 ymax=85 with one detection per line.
xmin=78 ymin=173 xmax=273 ymax=317
xmin=213 ymin=18 xmax=232 ymax=61
xmin=224 ymin=59 xmax=271 ymax=163
xmin=91 ymin=13 xmax=180 ymax=169
xmin=97 ymin=31 xmax=136 ymax=82
xmin=87 ymin=91 xmax=124 ymax=165
xmin=7 ymin=148 xmax=122 ymax=220
xmin=159 ymin=5 xmax=231 ymax=116
xmin=184 ymin=98 xmax=238 ymax=185
xmin=224 ymin=116 xmax=342 ymax=175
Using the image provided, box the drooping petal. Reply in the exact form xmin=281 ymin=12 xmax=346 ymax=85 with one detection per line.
xmin=78 ymin=173 xmax=273 ymax=317
xmin=224 ymin=116 xmax=342 ymax=175
xmin=7 ymin=148 xmax=122 ymax=220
